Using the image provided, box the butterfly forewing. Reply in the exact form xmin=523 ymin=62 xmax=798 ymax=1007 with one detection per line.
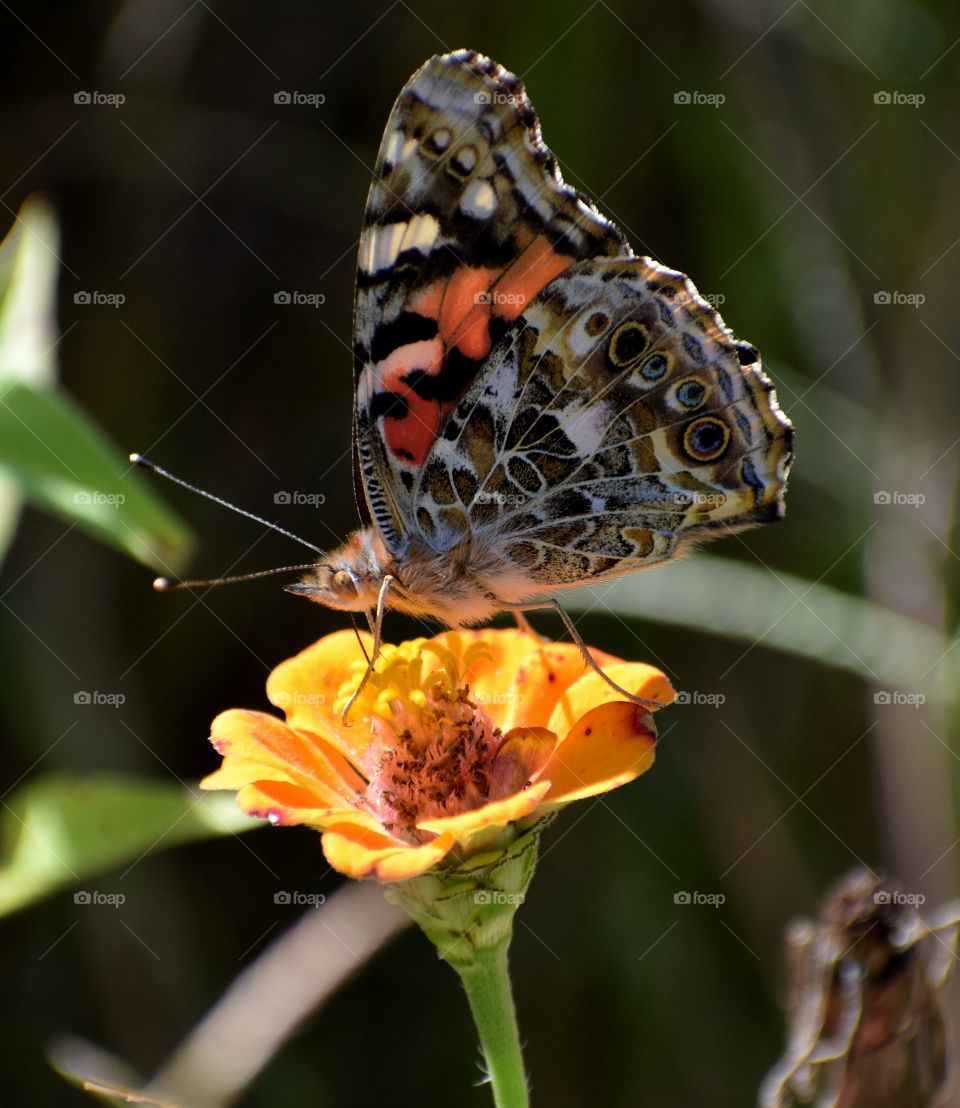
xmin=352 ymin=49 xmax=629 ymax=552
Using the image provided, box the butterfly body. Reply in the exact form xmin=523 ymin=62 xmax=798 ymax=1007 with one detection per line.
xmin=291 ymin=49 xmax=793 ymax=630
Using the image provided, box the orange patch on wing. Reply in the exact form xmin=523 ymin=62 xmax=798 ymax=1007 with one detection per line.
xmin=374 ymin=337 xmax=445 ymax=465
xmin=409 ymin=279 xmax=445 ymax=321
xmin=440 ymin=266 xmax=502 ymax=360
xmin=492 ymin=235 xmax=573 ymax=321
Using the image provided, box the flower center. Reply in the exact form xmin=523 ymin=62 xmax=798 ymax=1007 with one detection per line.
xmin=334 ymin=638 xmax=504 ymax=843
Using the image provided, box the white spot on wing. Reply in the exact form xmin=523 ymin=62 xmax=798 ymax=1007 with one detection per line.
xmin=383 ymin=128 xmax=404 ymax=167
xmin=400 ymin=213 xmax=440 ymax=254
xmin=461 ymin=179 xmax=497 ymax=220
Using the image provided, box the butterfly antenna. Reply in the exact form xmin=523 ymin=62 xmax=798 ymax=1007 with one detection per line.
xmin=153 ymin=562 xmax=325 ymax=593
xmin=130 ymin=453 xmax=324 ymax=554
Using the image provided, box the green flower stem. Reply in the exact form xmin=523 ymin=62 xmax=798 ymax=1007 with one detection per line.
xmin=456 ymin=940 xmax=528 ymax=1108
xmin=383 ymin=818 xmax=552 ymax=1107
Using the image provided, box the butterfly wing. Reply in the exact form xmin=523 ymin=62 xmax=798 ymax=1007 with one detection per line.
xmin=412 ymin=255 xmax=793 ymax=594
xmin=352 ymin=49 xmax=629 ymax=552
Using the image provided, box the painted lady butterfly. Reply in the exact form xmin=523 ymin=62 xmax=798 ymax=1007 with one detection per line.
xmin=144 ymin=50 xmax=793 ymax=712
xmin=286 ymin=50 xmax=792 ymax=670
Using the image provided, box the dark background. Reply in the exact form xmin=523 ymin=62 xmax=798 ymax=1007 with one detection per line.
xmin=2 ymin=1 xmax=960 ymax=1105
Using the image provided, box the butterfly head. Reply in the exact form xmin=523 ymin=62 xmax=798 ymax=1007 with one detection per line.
xmin=283 ymin=527 xmax=390 ymax=612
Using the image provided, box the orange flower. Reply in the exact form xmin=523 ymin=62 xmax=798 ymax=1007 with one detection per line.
xmin=201 ymin=629 xmax=674 ymax=881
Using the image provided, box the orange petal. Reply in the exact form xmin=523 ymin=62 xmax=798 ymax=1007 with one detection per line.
xmin=208 ymin=709 xmax=365 ymax=804
xmin=266 ymin=629 xmax=374 ymax=761
xmin=416 ymin=780 xmax=552 ymax=842
xmin=490 ymin=727 xmax=557 ymax=795
xmin=546 ymin=662 xmax=675 ymax=738
xmin=434 ymin=630 xmax=621 ymax=731
xmin=540 ymin=701 xmax=657 ymax=806
xmin=321 ymin=822 xmax=454 ymax=880
xmin=226 ymin=781 xmax=387 ymax=834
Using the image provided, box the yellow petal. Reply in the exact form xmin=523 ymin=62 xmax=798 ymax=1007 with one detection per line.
xmin=436 ymin=630 xmax=622 ymax=731
xmin=540 ymin=701 xmax=657 ymax=806
xmin=546 ymin=662 xmax=674 ymax=738
xmin=208 ymin=709 xmax=365 ymax=804
xmin=416 ymin=780 xmax=552 ymax=842
xmin=266 ymin=629 xmax=374 ymax=760
xmin=321 ymin=822 xmax=454 ymax=880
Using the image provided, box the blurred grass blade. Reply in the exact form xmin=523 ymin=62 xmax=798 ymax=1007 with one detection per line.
xmin=0 ymin=379 xmax=192 ymax=569
xmin=0 ymin=195 xmax=60 ymax=561
xmin=564 ymin=555 xmax=958 ymax=701
xmin=0 ymin=195 xmax=193 ymax=571
xmin=0 ymin=774 xmax=263 ymax=917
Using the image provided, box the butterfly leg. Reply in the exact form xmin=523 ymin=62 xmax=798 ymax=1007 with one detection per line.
xmin=511 ymin=608 xmax=549 ymax=643
xmin=504 ymin=599 xmax=664 ymax=711
xmin=341 ymin=575 xmax=395 ymax=726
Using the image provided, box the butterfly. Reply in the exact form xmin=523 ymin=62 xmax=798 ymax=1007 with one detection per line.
xmin=761 ymin=870 xmax=960 ymax=1108
xmin=143 ymin=49 xmax=793 ymax=715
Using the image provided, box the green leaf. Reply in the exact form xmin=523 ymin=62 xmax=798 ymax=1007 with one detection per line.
xmin=0 ymin=194 xmax=60 ymax=561
xmin=0 ymin=196 xmax=193 ymax=571
xmin=563 ymin=554 xmax=958 ymax=703
xmin=0 ymin=774 xmax=264 ymax=917
xmin=0 ymin=380 xmax=193 ymax=569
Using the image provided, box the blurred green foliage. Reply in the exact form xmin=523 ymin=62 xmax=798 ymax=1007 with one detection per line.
xmin=1 ymin=2 xmax=959 ymax=1106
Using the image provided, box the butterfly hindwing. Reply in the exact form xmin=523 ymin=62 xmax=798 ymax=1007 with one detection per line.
xmin=413 ymin=256 xmax=793 ymax=589
xmin=352 ymin=49 xmax=629 ymax=552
